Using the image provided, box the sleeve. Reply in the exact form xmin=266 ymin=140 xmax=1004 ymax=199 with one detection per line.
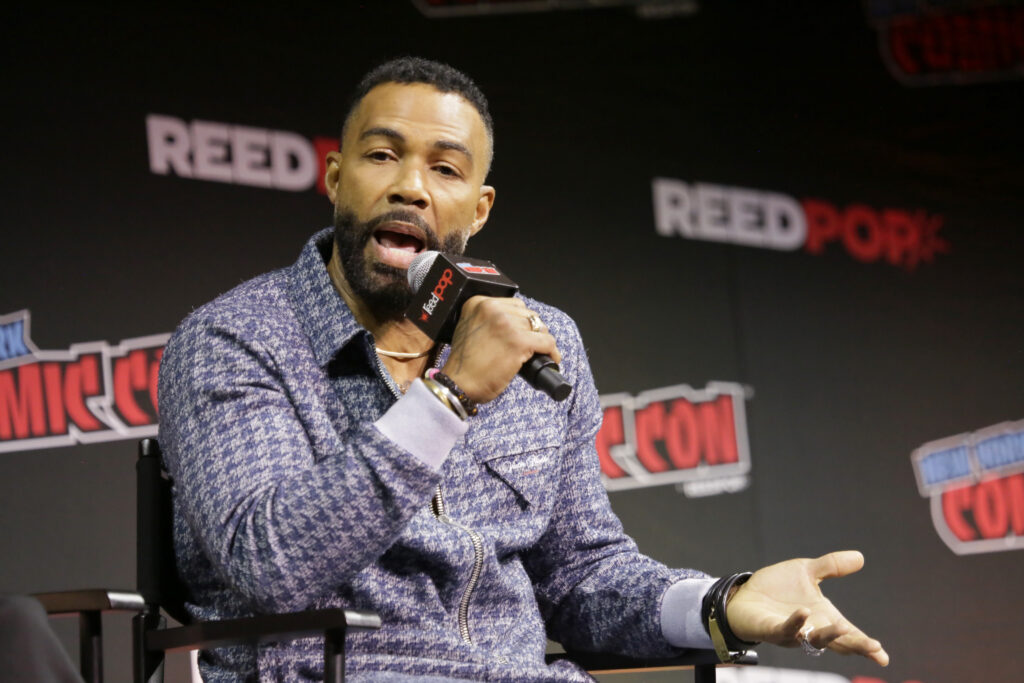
xmin=157 ymin=314 xmax=466 ymax=615
xmin=521 ymin=313 xmax=712 ymax=657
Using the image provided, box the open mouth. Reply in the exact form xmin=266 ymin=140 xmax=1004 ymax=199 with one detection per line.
xmin=371 ymin=223 xmax=427 ymax=269
xmin=375 ymin=229 xmax=424 ymax=253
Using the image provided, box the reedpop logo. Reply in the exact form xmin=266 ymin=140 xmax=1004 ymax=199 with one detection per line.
xmin=653 ymin=178 xmax=949 ymax=270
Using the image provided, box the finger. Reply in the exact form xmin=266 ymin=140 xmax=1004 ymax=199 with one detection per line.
xmin=828 ymin=630 xmax=890 ymax=666
xmin=502 ymin=297 xmax=527 ymax=311
xmin=808 ymin=550 xmax=864 ymax=581
xmin=548 ymin=341 xmax=562 ymax=364
xmin=524 ymin=331 xmax=561 ymax=365
xmin=463 ymin=295 xmax=525 ymax=315
xmin=521 ymin=311 xmax=561 ymax=364
xmin=805 ymin=619 xmax=850 ymax=649
xmin=775 ymin=608 xmax=811 ymax=643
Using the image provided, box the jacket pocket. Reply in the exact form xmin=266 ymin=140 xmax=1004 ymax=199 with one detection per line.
xmin=467 ymin=424 xmax=563 ymax=510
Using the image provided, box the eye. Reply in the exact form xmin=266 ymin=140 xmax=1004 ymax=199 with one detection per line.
xmin=366 ymin=149 xmax=395 ymax=162
xmin=434 ymin=164 xmax=462 ymax=179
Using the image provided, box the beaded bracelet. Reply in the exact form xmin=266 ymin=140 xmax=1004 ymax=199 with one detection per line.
xmin=426 ymin=369 xmax=478 ymax=417
xmin=422 ymin=377 xmax=468 ymax=421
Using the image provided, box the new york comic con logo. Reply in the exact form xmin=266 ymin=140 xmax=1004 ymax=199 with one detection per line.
xmin=597 ymin=382 xmax=752 ymax=497
xmin=0 ymin=311 xmax=165 ymax=453
xmin=912 ymin=419 xmax=1024 ymax=555
xmin=865 ymin=0 xmax=1024 ymax=86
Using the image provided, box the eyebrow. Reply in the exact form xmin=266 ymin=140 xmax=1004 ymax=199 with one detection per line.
xmin=359 ymin=126 xmax=474 ymax=164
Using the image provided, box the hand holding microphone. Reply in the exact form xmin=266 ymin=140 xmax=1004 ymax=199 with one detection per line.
xmin=444 ymin=296 xmax=562 ymax=404
xmin=405 ymin=252 xmax=571 ymax=404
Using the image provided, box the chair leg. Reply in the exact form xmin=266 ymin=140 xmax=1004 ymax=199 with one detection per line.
xmin=79 ymin=610 xmax=103 ymax=683
xmin=324 ymin=627 xmax=346 ymax=683
xmin=694 ymin=662 xmax=716 ymax=683
xmin=132 ymin=610 xmax=166 ymax=683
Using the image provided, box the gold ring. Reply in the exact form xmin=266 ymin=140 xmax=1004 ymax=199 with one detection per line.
xmin=528 ymin=313 xmax=543 ymax=332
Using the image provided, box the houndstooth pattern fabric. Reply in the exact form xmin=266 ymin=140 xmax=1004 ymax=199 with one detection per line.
xmin=158 ymin=229 xmax=707 ymax=682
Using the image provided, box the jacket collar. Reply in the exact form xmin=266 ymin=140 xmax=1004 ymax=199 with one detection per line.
xmin=286 ymin=228 xmax=367 ymax=368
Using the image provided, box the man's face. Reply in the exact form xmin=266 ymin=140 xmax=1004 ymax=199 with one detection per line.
xmin=325 ymin=82 xmax=495 ymax=318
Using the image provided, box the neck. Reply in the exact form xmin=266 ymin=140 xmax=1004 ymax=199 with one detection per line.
xmin=327 ymin=242 xmax=435 ymax=385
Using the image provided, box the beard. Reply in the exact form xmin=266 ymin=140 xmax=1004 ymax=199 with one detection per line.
xmin=333 ymin=207 xmax=470 ymax=320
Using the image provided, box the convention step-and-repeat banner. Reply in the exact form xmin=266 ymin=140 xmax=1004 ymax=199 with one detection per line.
xmin=4 ymin=2 xmax=1022 ymax=682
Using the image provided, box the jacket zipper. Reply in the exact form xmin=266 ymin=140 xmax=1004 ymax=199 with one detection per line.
xmin=371 ymin=339 xmax=485 ymax=646
xmin=372 ymin=342 xmax=406 ymax=400
xmin=431 ymin=484 xmax=485 ymax=645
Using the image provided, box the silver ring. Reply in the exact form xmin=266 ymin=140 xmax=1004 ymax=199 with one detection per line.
xmin=528 ymin=313 xmax=543 ymax=332
xmin=798 ymin=627 xmax=826 ymax=657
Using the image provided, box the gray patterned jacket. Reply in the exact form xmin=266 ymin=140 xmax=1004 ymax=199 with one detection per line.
xmin=158 ymin=229 xmax=709 ymax=682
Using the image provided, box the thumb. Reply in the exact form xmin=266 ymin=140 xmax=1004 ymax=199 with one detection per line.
xmin=809 ymin=550 xmax=865 ymax=582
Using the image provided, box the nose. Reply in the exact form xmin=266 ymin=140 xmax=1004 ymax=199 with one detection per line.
xmin=388 ymin=162 xmax=429 ymax=210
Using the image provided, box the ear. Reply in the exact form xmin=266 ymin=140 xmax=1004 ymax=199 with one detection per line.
xmin=469 ymin=185 xmax=496 ymax=237
xmin=324 ymin=151 xmax=342 ymax=203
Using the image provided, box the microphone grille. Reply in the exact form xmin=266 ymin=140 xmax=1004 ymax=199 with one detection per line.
xmin=407 ymin=251 xmax=441 ymax=291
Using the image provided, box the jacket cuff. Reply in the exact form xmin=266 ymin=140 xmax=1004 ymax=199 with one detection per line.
xmin=374 ymin=378 xmax=468 ymax=471
xmin=660 ymin=577 xmax=717 ymax=649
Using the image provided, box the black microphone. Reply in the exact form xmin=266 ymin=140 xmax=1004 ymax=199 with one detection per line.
xmin=405 ymin=251 xmax=571 ymax=402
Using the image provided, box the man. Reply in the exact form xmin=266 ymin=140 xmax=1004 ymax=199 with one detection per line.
xmin=159 ymin=57 xmax=888 ymax=682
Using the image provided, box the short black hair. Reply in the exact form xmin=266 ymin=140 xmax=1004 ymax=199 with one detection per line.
xmin=342 ymin=56 xmax=494 ymax=168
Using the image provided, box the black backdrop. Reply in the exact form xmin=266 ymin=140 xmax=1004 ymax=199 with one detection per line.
xmin=3 ymin=3 xmax=1023 ymax=682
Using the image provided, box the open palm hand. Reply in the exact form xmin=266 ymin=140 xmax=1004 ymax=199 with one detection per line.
xmin=726 ymin=550 xmax=889 ymax=666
